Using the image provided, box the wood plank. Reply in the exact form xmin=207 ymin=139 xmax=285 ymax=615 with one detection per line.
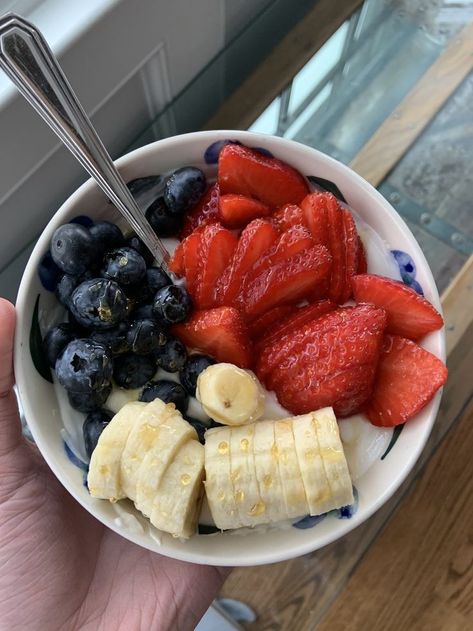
xmin=204 ymin=0 xmax=363 ymax=131
xmin=316 ymin=391 xmax=473 ymax=630
xmin=441 ymin=254 xmax=473 ymax=356
xmin=219 ymin=322 xmax=473 ymax=630
xmin=349 ymin=21 xmax=473 ymax=187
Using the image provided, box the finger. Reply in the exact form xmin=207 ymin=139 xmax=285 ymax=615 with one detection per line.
xmin=0 ymin=299 xmax=22 ymax=457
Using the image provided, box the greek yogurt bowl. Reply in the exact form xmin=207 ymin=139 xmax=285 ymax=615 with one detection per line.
xmin=14 ymin=130 xmax=445 ymax=566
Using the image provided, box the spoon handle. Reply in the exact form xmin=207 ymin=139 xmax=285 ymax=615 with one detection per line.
xmin=0 ymin=13 xmax=170 ymax=269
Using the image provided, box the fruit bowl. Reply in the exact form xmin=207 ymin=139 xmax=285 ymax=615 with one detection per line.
xmin=14 ymin=130 xmax=445 ymax=566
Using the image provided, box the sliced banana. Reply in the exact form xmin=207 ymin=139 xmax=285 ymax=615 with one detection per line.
xmin=253 ymin=420 xmax=286 ymax=523
xmin=196 ymin=363 xmax=265 ymax=426
xmin=87 ymin=401 xmax=146 ymax=501
xmin=150 ymin=440 xmax=205 ymax=538
xmin=204 ymin=426 xmax=242 ymax=530
xmin=134 ymin=411 xmax=197 ymax=516
xmin=292 ymin=413 xmax=333 ymax=515
xmin=313 ymin=408 xmax=354 ymax=508
xmin=274 ymin=419 xmax=309 ymax=519
xmin=229 ymin=424 xmax=268 ymax=527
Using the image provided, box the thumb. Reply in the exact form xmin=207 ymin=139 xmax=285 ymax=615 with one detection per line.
xmin=0 ymin=299 xmax=22 ymax=458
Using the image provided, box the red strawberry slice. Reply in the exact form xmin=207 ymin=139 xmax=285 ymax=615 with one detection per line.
xmin=352 ymin=274 xmax=444 ymax=340
xmin=169 ymin=241 xmax=185 ymax=276
xmin=255 ymin=299 xmax=336 ymax=349
xmin=242 ymin=244 xmax=332 ymax=318
xmin=357 ymin=236 xmax=368 ymax=273
xmin=172 ymin=306 xmax=252 ymax=368
xmin=272 ymin=204 xmax=307 ymax=232
xmin=180 ymin=183 xmax=219 ymax=238
xmin=218 ymin=194 xmax=271 ymax=228
xmin=180 ymin=230 xmax=203 ymax=297
xmin=194 ymin=223 xmax=238 ymax=309
xmin=256 ymin=305 xmax=387 ymax=417
xmin=326 ymin=196 xmax=347 ymax=303
xmin=365 ymin=335 xmax=447 ymax=426
xmin=340 ymin=208 xmax=360 ymax=303
xmin=217 ymin=219 xmax=278 ymax=306
xmin=247 ymin=305 xmax=293 ymax=339
xmin=300 ymin=193 xmax=330 ymax=246
xmin=218 ymin=144 xmax=309 ymax=207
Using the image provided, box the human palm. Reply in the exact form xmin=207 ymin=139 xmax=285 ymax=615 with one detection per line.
xmin=0 ymin=299 xmax=228 ymax=630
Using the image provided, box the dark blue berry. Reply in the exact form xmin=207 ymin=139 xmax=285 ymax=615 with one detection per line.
xmin=132 ymin=302 xmax=155 ymax=320
xmin=156 ymin=337 xmax=187 ymax=372
xmin=55 ymin=339 xmax=113 ymax=393
xmin=70 ymin=278 xmax=129 ymax=330
xmin=152 ymin=285 xmax=192 ymax=324
xmin=71 ymin=215 xmax=94 ymax=228
xmin=38 ymin=251 xmax=62 ymax=292
xmin=126 ymin=319 xmax=167 ymax=355
xmin=101 ymin=247 xmax=146 ymax=286
xmin=89 ymin=221 xmax=124 ymax=254
xmin=164 ymin=167 xmax=206 ymax=215
xmin=139 ymin=380 xmax=188 ymax=413
xmin=68 ymin=384 xmax=112 ymax=413
xmin=130 ymin=266 xmax=171 ymax=304
xmin=83 ymin=409 xmax=114 ymax=458
xmin=90 ymin=321 xmax=130 ymax=355
xmin=55 ymin=271 xmax=94 ymax=307
xmin=126 ymin=236 xmax=155 ymax=266
xmin=145 ymin=196 xmax=182 ymax=237
xmin=184 ymin=416 xmax=207 ymax=444
xmin=50 ymin=223 xmax=95 ymax=275
xmin=43 ymin=323 xmax=77 ymax=367
xmin=179 ymin=354 xmax=215 ymax=396
xmin=113 ymin=353 xmax=156 ymax=389
xmin=127 ymin=175 xmax=165 ymax=211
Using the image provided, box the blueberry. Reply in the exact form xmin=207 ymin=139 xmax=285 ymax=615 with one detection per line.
xmin=89 ymin=221 xmax=124 ymax=253
xmin=126 ymin=236 xmax=155 ymax=266
xmin=101 ymin=247 xmax=146 ymax=286
xmin=38 ymin=251 xmax=62 ymax=292
xmin=179 ymin=354 xmax=215 ymax=396
xmin=55 ymin=339 xmax=113 ymax=393
xmin=184 ymin=416 xmax=207 ymax=444
xmin=139 ymin=380 xmax=188 ymax=413
xmin=70 ymin=278 xmax=129 ymax=330
xmin=126 ymin=318 xmax=167 ymax=355
xmin=83 ymin=409 xmax=114 ymax=458
xmin=90 ymin=321 xmax=130 ymax=355
xmin=55 ymin=271 xmax=94 ymax=307
xmin=156 ymin=337 xmax=187 ymax=372
xmin=130 ymin=266 xmax=171 ymax=304
xmin=132 ymin=302 xmax=155 ymax=320
xmin=164 ymin=167 xmax=206 ymax=215
xmin=67 ymin=384 xmax=112 ymax=413
xmin=152 ymin=285 xmax=192 ymax=324
xmin=127 ymin=175 xmax=165 ymax=211
xmin=145 ymin=196 xmax=182 ymax=237
xmin=113 ymin=353 xmax=156 ymax=389
xmin=50 ymin=223 xmax=96 ymax=275
xmin=43 ymin=323 xmax=77 ymax=367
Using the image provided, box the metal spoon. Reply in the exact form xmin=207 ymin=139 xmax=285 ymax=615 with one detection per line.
xmin=0 ymin=13 xmax=170 ymax=271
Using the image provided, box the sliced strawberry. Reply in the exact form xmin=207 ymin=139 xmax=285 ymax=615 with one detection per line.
xmin=242 ymin=244 xmax=332 ymax=318
xmin=352 ymin=274 xmax=444 ymax=340
xmin=218 ymin=194 xmax=271 ymax=228
xmin=365 ymin=335 xmax=447 ymax=426
xmin=247 ymin=305 xmax=293 ymax=340
xmin=180 ymin=183 xmax=219 ymax=238
xmin=340 ymin=208 xmax=359 ymax=303
xmin=218 ymin=144 xmax=309 ymax=207
xmin=357 ymin=236 xmax=368 ymax=273
xmin=256 ymin=305 xmax=387 ymax=417
xmin=272 ymin=204 xmax=307 ymax=232
xmin=181 ymin=230 xmax=203 ymax=297
xmin=194 ymin=224 xmax=238 ymax=309
xmin=172 ymin=306 xmax=252 ymax=368
xmin=169 ymin=241 xmax=185 ymax=276
xmin=217 ymin=219 xmax=278 ymax=306
xmin=300 ymin=193 xmax=330 ymax=246
xmin=255 ymin=299 xmax=336 ymax=349
xmin=326 ymin=196 xmax=347 ymax=303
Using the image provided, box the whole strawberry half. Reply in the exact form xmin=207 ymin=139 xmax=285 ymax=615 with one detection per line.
xmin=352 ymin=273 xmax=444 ymax=340
xmin=172 ymin=306 xmax=252 ymax=368
xmin=365 ymin=335 xmax=447 ymax=426
xmin=256 ymin=304 xmax=387 ymax=417
xmin=218 ymin=144 xmax=309 ymax=207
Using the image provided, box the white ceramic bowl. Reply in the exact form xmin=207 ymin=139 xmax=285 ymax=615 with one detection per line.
xmin=14 ymin=130 xmax=445 ymax=566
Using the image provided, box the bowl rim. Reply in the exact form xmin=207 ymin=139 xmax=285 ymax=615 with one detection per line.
xmin=14 ymin=129 xmax=445 ymax=566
